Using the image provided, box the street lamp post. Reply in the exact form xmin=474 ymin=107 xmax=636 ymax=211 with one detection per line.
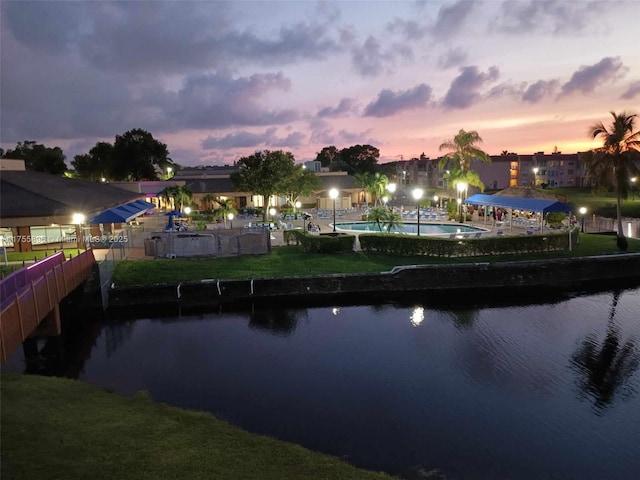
xmin=72 ymin=213 xmax=86 ymax=250
xmin=228 ymin=212 xmax=234 ymax=229
xmin=433 ymin=195 xmax=439 ymax=209
xmin=329 ymin=188 xmax=339 ymax=232
xmin=532 ymin=167 xmax=539 ymax=187
xmin=386 ymin=182 xmax=396 ymax=205
xmin=579 ymin=207 xmax=587 ymax=233
xmin=456 ymin=182 xmax=468 ymax=223
xmin=412 ymin=188 xmax=423 ymax=236
xmin=632 ymin=177 xmax=637 ymax=200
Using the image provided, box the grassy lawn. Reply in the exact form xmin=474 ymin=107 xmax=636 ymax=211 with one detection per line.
xmin=545 ymin=186 xmax=640 ymax=218
xmin=112 ymin=234 xmax=640 ymax=286
xmin=1 ymin=374 xmax=396 ymax=480
xmin=1 ymin=249 xmax=86 ymax=277
xmin=3 ymin=248 xmax=85 ymax=262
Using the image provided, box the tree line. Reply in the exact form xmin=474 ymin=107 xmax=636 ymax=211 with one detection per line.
xmin=1 ymin=129 xmax=174 ymax=181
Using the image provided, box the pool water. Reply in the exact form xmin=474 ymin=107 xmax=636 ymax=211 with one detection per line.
xmin=335 ymin=221 xmax=488 ymax=235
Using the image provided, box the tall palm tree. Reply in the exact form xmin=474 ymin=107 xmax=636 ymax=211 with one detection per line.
xmin=583 ymin=111 xmax=640 ymax=248
xmin=438 ymin=129 xmax=492 ymax=172
xmin=173 ymin=185 xmax=193 ymax=213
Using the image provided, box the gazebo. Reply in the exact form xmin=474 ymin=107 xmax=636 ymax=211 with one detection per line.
xmin=466 ymin=193 xmax=572 ymax=234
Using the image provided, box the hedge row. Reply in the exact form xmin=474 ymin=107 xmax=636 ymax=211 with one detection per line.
xmin=283 ymin=230 xmax=356 ymax=253
xmin=358 ymin=230 xmax=578 ymax=257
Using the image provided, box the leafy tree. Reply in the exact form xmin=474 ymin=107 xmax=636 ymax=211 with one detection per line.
xmin=581 ymin=111 xmax=640 ymax=249
xmin=2 ymin=140 xmax=67 ymax=175
xmin=339 ymin=144 xmax=380 ymax=175
xmin=71 ymin=142 xmax=114 ymax=181
xmin=283 ymin=168 xmax=322 ymax=208
xmin=112 ymin=129 xmax=172 ymax=181
xmin=315 ymin=146 xmax=339 ymax=168
xmin=230 ymin=150 xmax=298 ymax=221
xmin=438 ymin=129 xmax=491 ymax=173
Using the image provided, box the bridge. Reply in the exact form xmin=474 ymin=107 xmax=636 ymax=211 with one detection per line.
xmin=0 ymin=250 xmax=96 ymax=364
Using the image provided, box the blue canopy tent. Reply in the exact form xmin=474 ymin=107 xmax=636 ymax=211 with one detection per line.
xmin=87 ymin=200 xmax=154 ymax=224
xmin=466 ymin=194 xmax=572 ymax=234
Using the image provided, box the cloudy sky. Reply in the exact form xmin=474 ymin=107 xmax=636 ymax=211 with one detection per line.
xmin=1 ymin=0 xmax=639 ymax=167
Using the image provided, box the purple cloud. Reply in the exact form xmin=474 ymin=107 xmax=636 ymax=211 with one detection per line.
xmin=495 ymin=0 xmax=602 ymax=34
xmin=351 ymin=36 xmax=386 ymax=77
xmin=163 ymin=72 xmax=299 ymax=130
xmin=364 ymin=84 xmax=432 ymax=117
xmin=432 ymin=1 xmax=475 ymax=38
xmin=560 ymin=57 xmax=625 ymax=96
xmin=621 ymin=80 xmax=640 ymax=100
xmin=442 ymin=66 xmax=500 ymax=109
xmin=202 ymin=127 xmax=304 ymax=150
xmin=318 ymin=98 xmax=358 ymax=118
xmin=438 ymin=48 xmax=468 ymax=69
xmin=522 ymin=79 xmax=559 ymax=103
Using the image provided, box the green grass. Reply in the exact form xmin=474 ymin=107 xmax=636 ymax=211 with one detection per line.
xmin=1 ymin=374 xmax=396 ymax=480
xmin=3 ymin=248 xmax=85 ymax=262
xmin=111 ymin=234 xmax=640 ymax=286
xmin=545 ymin=186 xmax=640 ymax=218
xmin=1 ymin=249 xmax=86 ymax=277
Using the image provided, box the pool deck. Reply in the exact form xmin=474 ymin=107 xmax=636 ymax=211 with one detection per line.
xmin=113 ymin=208 xmax=565 ymax=260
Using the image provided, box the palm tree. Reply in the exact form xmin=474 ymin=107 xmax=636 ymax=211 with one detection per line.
xmin=583 ymin=111 xmax=640 ymax=248
xmin=368 ymin=172 xmax=389 ymax=206
xmin=365 ymin=206 xmax=402 ymax=233
xmin=159 ymin=187 xmax=175 ymax=210
xmin=381 ymin=210 xmax=403 ymax=233
xmin=354 ymin=172 xmax=371 ymax=205
xmin=444 ymin=167 xmax=485 ymax=192
xmin=202 ymin=193 xmax=218 ymax=211
xmin=366 ymin=206 xmax=389 ymax=231
xmin=438 ymin=129 xmax=492 ymax=172
xmin=215 ymin=199 xmax=236 ymax=227
xmin=173 ymin=185 xmax=193 ymax=213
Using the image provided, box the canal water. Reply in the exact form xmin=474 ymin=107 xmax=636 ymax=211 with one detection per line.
xmin=4 ymin=285 xmax=640 ymax=480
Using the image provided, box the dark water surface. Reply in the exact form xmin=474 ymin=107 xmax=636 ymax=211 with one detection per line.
xmin=5 ymin=287 xmax=640 ymax=480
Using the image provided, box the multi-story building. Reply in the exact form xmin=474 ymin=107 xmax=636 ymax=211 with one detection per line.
xmin=395 ymin=151 xmax=585 ymax=192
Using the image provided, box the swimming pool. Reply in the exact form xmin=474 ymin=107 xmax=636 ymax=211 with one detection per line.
xmin=334 ymin=221 xmax=489 ymax=236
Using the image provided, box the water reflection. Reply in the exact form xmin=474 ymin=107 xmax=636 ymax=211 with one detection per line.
xmin=571 ymin=291 xmax=640 ymax=412
xmin=444 ymin=308 xmax=479 ymax=329
xmin=410 ymin=306 xmax=424 ymax=327
xmin=248 ymin=307 xmax=307 ymax=336
xmin=4 ymin=285 xmax=640 ymax=480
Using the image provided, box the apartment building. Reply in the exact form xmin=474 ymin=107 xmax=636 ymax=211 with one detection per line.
xmin=395 ymin=151 xmax=585 ymax=192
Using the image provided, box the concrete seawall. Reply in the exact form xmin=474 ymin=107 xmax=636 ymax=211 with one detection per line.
xmin=108 ymin=254 xmax=640 ymax=311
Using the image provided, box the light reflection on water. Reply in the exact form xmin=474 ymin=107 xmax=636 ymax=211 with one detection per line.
xmin=5 ymin=287 xmax=640 ymax=480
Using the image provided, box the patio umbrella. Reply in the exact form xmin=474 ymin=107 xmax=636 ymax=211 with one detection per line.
xmin=164 ymin=210 xmax=182 ymax=230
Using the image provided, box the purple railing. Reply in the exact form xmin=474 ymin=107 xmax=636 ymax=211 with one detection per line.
xmin=0 ymin=252 xmax=65 ymax=311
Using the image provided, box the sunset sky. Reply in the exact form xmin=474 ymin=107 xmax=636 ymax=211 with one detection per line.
xmin=1 ymin=0 xmax=639 ymax=167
